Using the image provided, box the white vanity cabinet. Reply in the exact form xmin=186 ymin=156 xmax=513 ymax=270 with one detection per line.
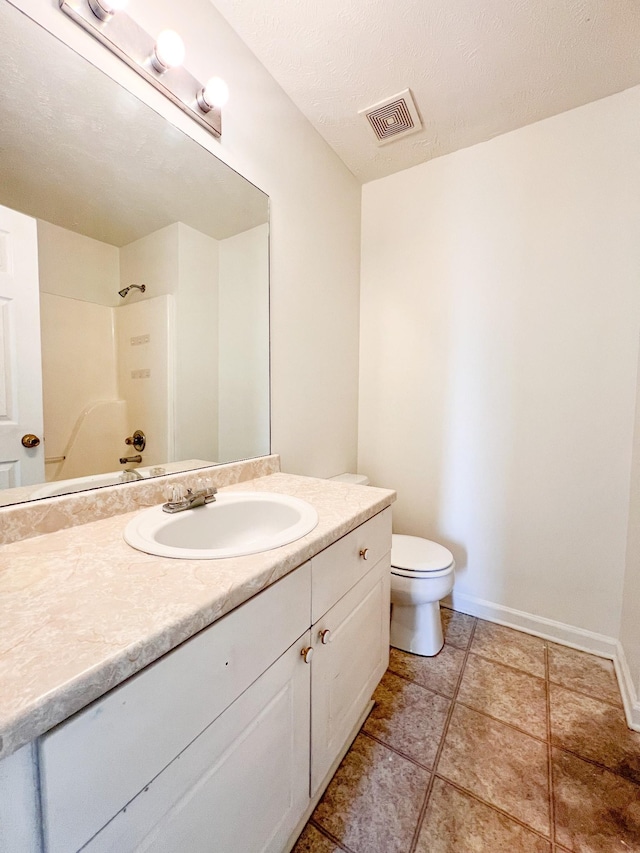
xmin=39 ymin=564 xmax=312 ymax=853
xmin=83 ymin=633 xmax=312 ymax=853
xmin=12 ymin=507 xmax=392 ymax=853
xmin=310 ymin=508 xmax=391 ymax=794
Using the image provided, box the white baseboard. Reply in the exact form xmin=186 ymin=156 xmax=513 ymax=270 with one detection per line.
xmin=447 ymin=591 xmax=640 ymax=732
xmin=448 ymin=591 xmax=618 ymax=657
xmin=614 ymin=641 xmax=640 ymax=732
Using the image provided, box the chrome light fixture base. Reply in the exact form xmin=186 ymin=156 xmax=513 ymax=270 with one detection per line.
xmin=59 ymin=0 xmax=222 ymax=138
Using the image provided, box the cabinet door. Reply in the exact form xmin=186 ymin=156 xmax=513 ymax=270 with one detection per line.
xmin=311 ymin=557 xmax=390 ymax=795
xmin=39 ymin=564 xmax=311 ymax=853
xmin=85 ymin=634 xmax=311 ymax=853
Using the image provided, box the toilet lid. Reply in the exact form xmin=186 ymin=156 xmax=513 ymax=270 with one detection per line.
xmin=391 ymin=534 xmax=454 ymax=573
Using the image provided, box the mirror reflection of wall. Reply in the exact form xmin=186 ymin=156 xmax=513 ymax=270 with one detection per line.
xmin=0 ymin=0 xmax=270 ymax=506
xmin=38 ymin=217 xmax=269 ymax=482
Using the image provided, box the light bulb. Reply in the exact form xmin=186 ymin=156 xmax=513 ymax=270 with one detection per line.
xmin=197 ymin=76 xmax=229 ymax=112
xmin=151 ymin=30 xmax=185 ymax=73
xmin=88 ymin=0 xmax=127 ymax=20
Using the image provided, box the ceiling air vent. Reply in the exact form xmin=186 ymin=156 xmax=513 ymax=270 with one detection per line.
xmin=359 ymin=88 xmax=422 ymax=145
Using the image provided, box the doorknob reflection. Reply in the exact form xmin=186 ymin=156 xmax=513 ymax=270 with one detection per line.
xmin=21 ymin=434 xmax=41 ymax=448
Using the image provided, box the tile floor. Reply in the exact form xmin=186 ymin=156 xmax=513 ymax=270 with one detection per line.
xmin=293 ymin=608 xmax=640 ymax=853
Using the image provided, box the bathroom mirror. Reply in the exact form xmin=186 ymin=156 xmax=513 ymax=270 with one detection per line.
xmin=0 ymin=0 xmax=270 ymax=507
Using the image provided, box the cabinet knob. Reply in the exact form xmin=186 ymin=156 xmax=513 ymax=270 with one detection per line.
xmin=319 ymin=629 xmax=332 ymax=645
xmin=359 ymin=548 xmax=369 ymax=560
xmin=300 ymin=646 xmax=314 ymax=664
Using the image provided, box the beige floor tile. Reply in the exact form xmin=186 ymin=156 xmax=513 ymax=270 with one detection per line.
xmin=553 ymin=747 xmax=640 ymax=853
xmin=388 ymin=644 xmax=466 ymax=698
xmin=441 ymin=608 xmax=476 ymax=650
xmin=415 ymin=777 xmax=551 ymax=853
xmin=292 ymin=824 xmax=345 ymax=853
xmin=297 ymin=632 xmax=638 ymax=853
xmin=549 ymin=685 xmax=640 ymax=784
xmin=363 ymin=670 xmax=451 ymax=768
xmin=458 ymin=652 xmax=548 ymax=739
xmin=548 ymin=644 xmax=622 ymax=707
xmin=437 ymin=703 xmax=550 ymax=836
xmin=471 ymin=620 xmax=546 ymax=677
xmin=312 ymin=733 xmax=430 ymax=853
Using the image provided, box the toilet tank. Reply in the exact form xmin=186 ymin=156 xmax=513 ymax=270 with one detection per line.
xmin=329 ymin=473 xmax=369 ymax=486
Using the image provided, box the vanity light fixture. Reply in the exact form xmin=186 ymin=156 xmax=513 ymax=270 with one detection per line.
xmin=151 ymin=30 xmax=185 ymax=74
xmin=197 ymin=76 xmax=230 ymax=112
xmin=87 ymin=0 xmax=127 ymax=22
xmin=59 ymin=0 xmax=226 ymax=138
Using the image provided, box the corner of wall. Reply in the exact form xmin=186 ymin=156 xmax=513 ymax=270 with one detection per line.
xmin=615 ymin=641 xmax=640 ymax=732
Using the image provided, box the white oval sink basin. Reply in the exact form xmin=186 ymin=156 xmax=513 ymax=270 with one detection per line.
xmin=124 ymin=491 xmax=319 ymax=559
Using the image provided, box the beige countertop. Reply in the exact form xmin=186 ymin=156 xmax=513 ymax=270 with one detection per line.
xmin=0 ymin=472 xmax=395 ymax=761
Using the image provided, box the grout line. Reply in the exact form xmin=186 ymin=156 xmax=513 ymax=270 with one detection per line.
xmin=547 ymin=678 xmax=625 ymax=711
xmin=454 ymin=699 xmax=548 ymax=744
xmin=298 ymin=614 xmax=638 ymax=852
xmin=433 ymin=774 xmax=555 ymax=844
xmin=385 ymin=665 xmax=461 ymax=701
xmin=386 ymin=669 xmax=459 ymax=702
xmin=406 ymin=617 xmax=479 ymax=853
xmin=547 ymin=667 xmax=640 ymax=787
xmin=551 ymin=742 xmax=640 ymax=788
xmin=389 ymin=658 xmax=551 ymax=747
xmin=544 ymin=642 xmax=557 ymax=851
xmin=364 ymin=690 xmax=619 ymax=789
xmin=307 ymin=819 xmax=353 ymax=853
xmin=470 ymin=619 xmax=624 ymax=711
xmin=466 ymin=648 xmax=547 ymax=681
xmin=361 ymin=730 xmax=436 ymax=774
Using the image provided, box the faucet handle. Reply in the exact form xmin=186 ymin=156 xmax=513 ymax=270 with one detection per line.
xmin=165 ymin=484 xmax=185 ymax=503
xmin=192 ymin=478 xmax=216 ymax=498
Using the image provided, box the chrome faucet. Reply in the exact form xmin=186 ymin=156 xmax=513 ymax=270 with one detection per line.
xmin=162 ymin=486 xmax=217 ymax=514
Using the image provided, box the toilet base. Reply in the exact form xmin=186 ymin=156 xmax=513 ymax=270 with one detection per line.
xmin=390 ymin=600 xmax=444 ymax=657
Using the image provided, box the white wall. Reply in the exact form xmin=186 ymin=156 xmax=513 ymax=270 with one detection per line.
xmin=120 ymin=226 xmax=179 ymax=468
xmin=13 ymin=0 xmax=362 ymax=479
xmin=37 ymin=220 xmax=120 ymax=306
xmin=119 ymin=224 xmax=179 ymax=302
xmin=359 ymin=87 xmax=640 ymax=640
xmin=218 ymin=224 xmax=270 ymax=462
xmin=115 ymin=296 xmax=174 ymax=466
xmin=37 ymin=222 xmax=122 ymax=480
xmin=175 ymin=223 xmax=219 ymax=462
xmin=39 ymin=294 xmax=120 ymax=479
xmin=120 ymin=223 xmax=220 ymax=463
xmin=620 ymin=339 xmax=640 ymax=706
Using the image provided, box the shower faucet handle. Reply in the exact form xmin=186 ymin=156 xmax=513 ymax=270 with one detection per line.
xmin=125 ymin=430 xmax=146 ymax=452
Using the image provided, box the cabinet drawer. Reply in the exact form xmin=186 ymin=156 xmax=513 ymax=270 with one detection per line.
xmin=311 ymin=507 xmax=391 ymax=622
xmin=39 ymin=562 xmax=311 ymax=853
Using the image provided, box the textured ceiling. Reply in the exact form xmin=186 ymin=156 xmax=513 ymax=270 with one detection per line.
xmin=211 ymin=0 xmax=640 ymax=183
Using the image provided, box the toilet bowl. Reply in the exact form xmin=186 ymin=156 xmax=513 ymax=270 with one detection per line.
xmin=328 ymin=476 xmax=455 ymax=657
xmin=390 ymin=534 xmax=455 ymax=657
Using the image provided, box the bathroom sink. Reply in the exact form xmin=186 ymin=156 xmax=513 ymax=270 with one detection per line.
xmin=123 ymin=491 xmax=319 ymax=559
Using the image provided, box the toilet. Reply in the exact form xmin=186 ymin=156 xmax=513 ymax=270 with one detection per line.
xmin=329 ymin=474 xmax=455 ymax=657
xmin=390 ymin=535 xmax=455 ymax=657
